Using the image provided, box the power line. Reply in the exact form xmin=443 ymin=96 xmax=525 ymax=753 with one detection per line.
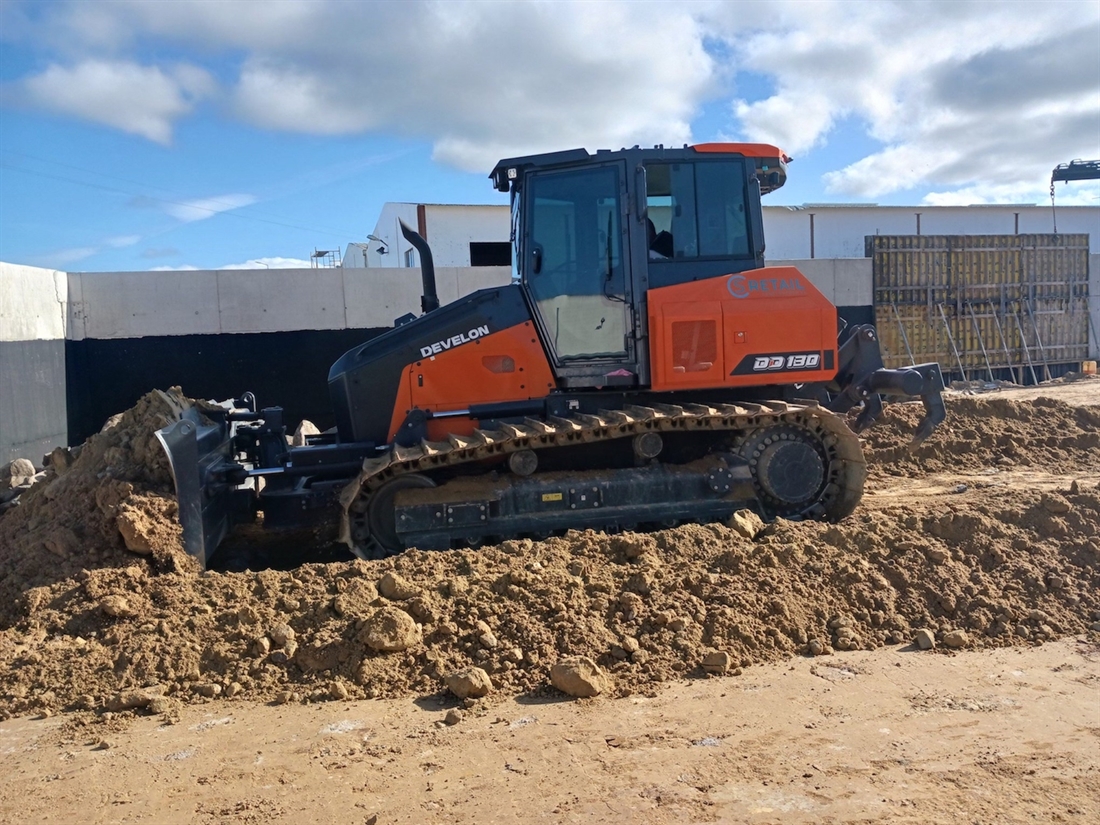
xmin=0 ymin=157 xmax=364 ymax=240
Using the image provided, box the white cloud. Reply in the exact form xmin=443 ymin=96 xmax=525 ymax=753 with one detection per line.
xmin=8 ymin=0 xmax=1099 ymax=203
xmin=42 ymin=246 xmax=98 ymax=266
xmin=151 ymin=257 xmax=313 ymax=271
xmin=13 ymin=0 xmax=714 ymax=171
xmin=164 ymin=194 xmax=257 ymax=223
xmin=733 ymin=93 xmax=836 ymax=157
xmin=924 ymin=181 xmax=1100 ymax=207
xmin=38 ymin=234 xmax=140 ymax=267
xmin=19 ymin=59 xmax=214 ymax=144
xmin=233 ymin=64 xmax=376 ymax=135
xmin=822 ymin=145 xmax=952 ymax=200
xmin=707 ymin=1 xmax=1100 ymax=202
xmin=105 ymin=234 xmax=141 ymax=248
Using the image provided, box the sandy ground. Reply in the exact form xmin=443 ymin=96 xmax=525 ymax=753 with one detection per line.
xmin=1 ymin=379 xmax=1098 ymax=824
xmin=2 ymin=638 xmax=1097 ymax=824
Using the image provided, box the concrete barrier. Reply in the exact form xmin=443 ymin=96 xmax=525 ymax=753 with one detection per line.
xmin=1090 ymin=253 xmax=1099 ymax=360
xmin=0 ymin=263 xmax=68 ymax=465
xmin=766 ymin=257 xmax=872 ymax=307
xmin=69 ymin=266 xmax=513 ymax=339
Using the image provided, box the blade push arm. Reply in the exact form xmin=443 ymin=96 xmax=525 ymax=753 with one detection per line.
xmin=826 ymin=325 xmax=946 ymax=446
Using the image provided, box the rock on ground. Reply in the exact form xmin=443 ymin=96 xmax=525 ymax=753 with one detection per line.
xmin=360 ymin=607 xmax=421 ymax=652
xmin=445 ymin=667 xmax=493 ymax=700
xmin=727 ymin=509 xmax=765 ymax=540
xmin=551 ymin=657 xmax=608 ymax=698
xmin=914 ymin=629 xmax=936 ymax=650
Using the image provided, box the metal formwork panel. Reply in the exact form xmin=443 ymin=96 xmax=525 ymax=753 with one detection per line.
xmin=869 ymin=234 xmax=1090 ymax=379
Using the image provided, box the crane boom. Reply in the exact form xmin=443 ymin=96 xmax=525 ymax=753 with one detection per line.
xmin=1051 ymin=159 xmax=1100 ymax=183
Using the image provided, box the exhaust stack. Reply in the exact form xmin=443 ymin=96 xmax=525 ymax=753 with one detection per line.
xmin=399 ymin=219 xmax=439 ymax=314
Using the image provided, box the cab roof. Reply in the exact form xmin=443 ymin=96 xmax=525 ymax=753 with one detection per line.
xmin=490 ymin=143 xmax=789 ymax=194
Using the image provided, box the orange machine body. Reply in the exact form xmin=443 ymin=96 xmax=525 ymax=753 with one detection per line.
xmin=387 ymin=319 xmax=556 ymax=441
xmin=648 ymin=265 xmax=838 ymax=392
xmin=386 ymin=265 xmax=838 ymax=439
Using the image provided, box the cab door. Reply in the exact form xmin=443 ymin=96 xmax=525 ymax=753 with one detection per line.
xmin=522 ymin=163 xmax=636 ymax=387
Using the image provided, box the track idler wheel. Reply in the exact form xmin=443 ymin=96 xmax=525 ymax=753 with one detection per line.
xmin=740 ymin=425 xmax=827 ymax=517
xmin=348 ymin=474 xmax=436 ymax=560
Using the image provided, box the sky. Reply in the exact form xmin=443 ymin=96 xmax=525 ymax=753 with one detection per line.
xmin=0 ymin=0 xmax=1097 ymax=272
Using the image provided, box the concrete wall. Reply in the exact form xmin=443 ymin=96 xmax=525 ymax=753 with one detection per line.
xmin=766 ymin=258 xmax=872 ymax=307
xmin=3 ymin=242 xmax=1091 ymax=456
xmin=68 ymin=266 xmax=512 ymax=339
xmin=1091 ymin=253 xmax=1099 ymax=360
xmin=0 ymin=262 xmax=68 ymax=465
xmin=763 ymin=205 xmax=1100 ymax=259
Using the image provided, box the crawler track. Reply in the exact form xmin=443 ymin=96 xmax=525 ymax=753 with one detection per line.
xmin=340 ymin=401 xmax=867 ymax=559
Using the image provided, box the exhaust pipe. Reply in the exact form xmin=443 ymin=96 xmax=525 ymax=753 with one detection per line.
xmin=399 ymin=219 xmax=439 ymax=314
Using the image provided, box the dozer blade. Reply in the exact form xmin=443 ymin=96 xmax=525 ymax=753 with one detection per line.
xmin=155 ymin=406 xmax=236 ymax=568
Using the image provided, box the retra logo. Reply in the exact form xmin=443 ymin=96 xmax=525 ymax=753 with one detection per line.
xmin=727 ymin=275 xmax=750 ymax=299
xmin=726 ymin=274 xmax=806 ymax=299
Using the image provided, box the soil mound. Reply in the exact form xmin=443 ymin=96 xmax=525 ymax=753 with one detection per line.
xmin=0 ymin=389 xmax=196 ymax=626
xmin=0 ymin=391 xmax=1097 ymax=718
xmin=863 ymin=394 xmax=1100 ymax=475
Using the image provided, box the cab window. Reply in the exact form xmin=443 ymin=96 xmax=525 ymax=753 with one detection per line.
xmin=526 ymin=166 xmax=627 ymax=360
xmin=644 ymin=161 xmax=750 ymax=261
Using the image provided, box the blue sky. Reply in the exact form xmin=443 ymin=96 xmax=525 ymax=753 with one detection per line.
xmin=1 ymin=0 xmax=1097 ymax=272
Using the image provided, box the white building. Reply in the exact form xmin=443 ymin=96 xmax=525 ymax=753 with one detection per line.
xmin=341 ymin=242 xmax=370 ymax=268
xmin=343 ymin=202 xmax=510 ymax=269
xmin=762 ymin=204 xmax=1100 ymax=259
xmin=345 ymin=202 xmax=1100 ymax=269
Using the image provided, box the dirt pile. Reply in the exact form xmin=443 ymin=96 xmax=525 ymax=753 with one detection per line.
xmin=0 ymin=389 xmax=196 ymax=627
xmin=862 ymin=393 xmax=1100 ymax=475
xmin=0 ymin=392 xmax=1097 ymax=719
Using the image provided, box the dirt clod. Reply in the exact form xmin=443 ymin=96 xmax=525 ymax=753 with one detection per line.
xmin=551 ymin=656 xmax=608 ymax=698
xmin=727 ymin=509 xmax=765 ymax=539
xmin=99 ymin=595 xmax=137 ymax=618
xmin=444 ymin=667 xmax=493 ymax=699
xmin=943 ymin=629 xmax=969 ymax=649
xmin=379 ymin=572 xmax=419 ymax=601
xmin=360 ymin=606 xmax=421 ymax=652
xmin=702 ymin=650 xmax=733 ymax=674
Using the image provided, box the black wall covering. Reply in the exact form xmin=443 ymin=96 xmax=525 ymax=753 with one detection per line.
xmin=65 ymin=328 xmax=387 ymax=445
xmin=63 ymin=306 xmax=875 ymax=447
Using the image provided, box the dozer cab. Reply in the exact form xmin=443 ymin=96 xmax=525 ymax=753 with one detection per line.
xmin=158 ymin=143 xmax=945 ymax=568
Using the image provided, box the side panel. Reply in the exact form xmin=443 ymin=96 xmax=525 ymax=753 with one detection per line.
xmin=387 ymin=320 xmax=557 ymax=441
xmin=328 ymin=285 xmax=531 ymax=444
xmin=648 ymin=266 xmax=837 ymax=391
